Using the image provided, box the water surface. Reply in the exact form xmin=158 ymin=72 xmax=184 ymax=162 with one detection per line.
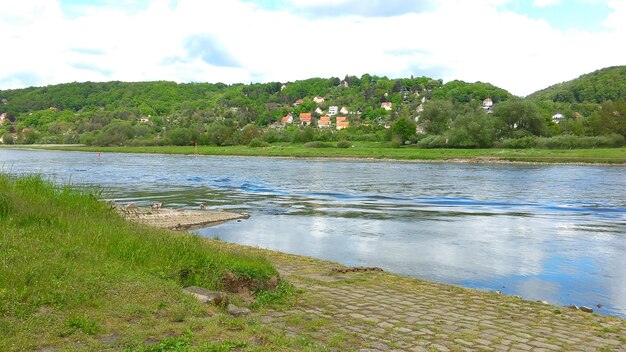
xmin=1 ymin=149 xmax=625 ymax=317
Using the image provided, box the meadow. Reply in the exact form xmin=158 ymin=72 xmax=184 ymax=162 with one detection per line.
xmin=0 ymin=175 xmax=305 ymax=351
xmin=23 ymin=143 xmax=626 ymax=164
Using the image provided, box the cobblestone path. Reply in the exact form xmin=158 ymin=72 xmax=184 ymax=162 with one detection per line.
xmin=255 ymin=249 xmax=625 ymax=352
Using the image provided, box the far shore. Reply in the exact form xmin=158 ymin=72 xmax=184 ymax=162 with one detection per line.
xmin=3 ymin=144 xmax=626 ymax=165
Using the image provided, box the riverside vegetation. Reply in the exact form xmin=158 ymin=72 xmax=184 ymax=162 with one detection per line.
xmin=1 ymin=66 xmax=625 ymax=152
xmin=1 ymin=175 xmax=625 ymax=351
xmin=0 ymin=174 xmax=306 ymax=351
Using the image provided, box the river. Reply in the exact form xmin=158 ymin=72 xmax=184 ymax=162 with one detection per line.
xmin=1 ymin=149 xmax=625 ymax=317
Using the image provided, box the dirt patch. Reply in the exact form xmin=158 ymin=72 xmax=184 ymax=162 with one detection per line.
xmin=221 ymin=271 xmax=279 ymax=294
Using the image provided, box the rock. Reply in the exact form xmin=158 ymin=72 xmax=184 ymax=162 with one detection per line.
xmin=227 ymin=304 xmax=250 ymax=317
xmin=596 ymin=303 xmax=603 ymax=308
xmin=566 ymin=304 xmax=579 ymax=310
xmin=495 ymin=290 xmax=502 ymax=295
xmin=538 ymin=300 xmax=549 ymax=305
xmin=579 ymin=306 xmax=594 ymax=313
xmin=183 ymin=286 xmax=227 ymax=306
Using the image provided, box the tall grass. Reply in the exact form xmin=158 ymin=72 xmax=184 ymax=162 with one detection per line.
xmin=0 ymin=174 xmax=278 ymax=350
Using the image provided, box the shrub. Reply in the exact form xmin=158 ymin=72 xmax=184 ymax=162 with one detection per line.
xmin=336 ymin=140 xmax=352 ymax=148
xmin=417 ymin=135 xmax=447 ymax=148
xmin=303 ymin=141 xmax=331 ymax=148
xmin=249 ymin=138 xmax=270 ymax=148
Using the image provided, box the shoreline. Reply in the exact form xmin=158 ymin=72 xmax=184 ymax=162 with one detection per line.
xmin=4 ymin=145 xmax=626 ymax=166
xmin=123 ymin=206 xmax=625 ymax=319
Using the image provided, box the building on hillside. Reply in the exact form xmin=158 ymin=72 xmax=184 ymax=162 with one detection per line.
xmin=281 ymin=84 xmax=287 ymax=91
xmin=340 ymin=106 xmax=349 ymax=114
xmin=381 ymin=102 xmax=392 ymax=111
xmin=299 ymin=112 xmax=312 ymax=126
xmin=328 ymin=106 xmax=338 ymax=115
xmin=313 ymin=96 xmax=325 ymax=104
xmin=0 ymin=113 xmax=6 ymax=124
xmin=315 ymin=107 xmax=323 ymax=115
xmin=318 ymin=116 xmax=331 ymax=128
xmin=140 ymin=115 xmax=151 ymax=123
xmin=281 ymin=114 xmax=293 ymax=124
xmin=336 ymin=120 xmax=350 ymax=130
xmin=552 ymin=113 xmax=565 ymax=123
xmin=293 ymin=99 xmax=304 ymax=106
xmin=482 ymin=98 xmax=494 ymax=113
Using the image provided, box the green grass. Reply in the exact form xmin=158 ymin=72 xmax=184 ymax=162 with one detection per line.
xmin=13 ymin=143 xmax=626 ymax=164
xmin=0 ymin=174 xmax=306 ymax=351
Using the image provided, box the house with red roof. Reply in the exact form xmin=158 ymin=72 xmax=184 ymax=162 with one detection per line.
xmin=318 ymin=116 xmax=331 ymax=128
xmin=299 ymin=112 xmax=312 ymax=126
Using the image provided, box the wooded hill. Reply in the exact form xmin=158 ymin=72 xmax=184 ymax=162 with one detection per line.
xmin=1 ymin=67 xmax=625 ymax=149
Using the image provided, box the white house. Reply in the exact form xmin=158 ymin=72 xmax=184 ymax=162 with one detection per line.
xmin=328 ymin=106 xmax=338 ymax=115
xmin=552 ymin=113 xmax=565 ymax=123
xmin=281 ymin=114 xmax=293 ymax=124
xmin=313 ymin=96 xmax=325 ymax=104
xmin=381 ymin=102 xmax=392 ymax=111
xmin=140 ymin=115 xmax=151 ymax=123
xmin=340 ymin=106 xmax=349 ymax=114
xmin=483 ymin=98 xmax=494 ymax=113
xmin=315 ymin=107 xmax=323 ymax=115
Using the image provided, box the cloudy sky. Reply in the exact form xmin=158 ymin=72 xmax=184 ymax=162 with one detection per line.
xmin=1 ymin=0 xmax=624 ymax=96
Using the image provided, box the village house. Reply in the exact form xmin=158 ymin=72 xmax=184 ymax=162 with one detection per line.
xmin=0 ymin=112 xmax=6 ymax=124
xmin=340 ymin=106 xmax=349 ymax=115
xmin=318 ymin=116 xmax=331 ymax=128
xmin=293 ymin=99 xmax=304 ymax=106
xmin=336 ymin=116 xmax=350 ymax=130
xmin=280 ymin=84 xmax=287 ymax=91
xmin=299 ymin=112 xmax=312 ymax=126
xmin=315 ymin=107 xmax=323 ymax=115
xmin=552 ymin=113 xmax=565 ymax=123
xmin=140 ymin=115 xmax=151 ymax=123
xmin=281 ymin=113 xmax=293 ymax=124
xmin=313 ymin=96 xmax=325 ymax=104
xmin=483 ymin=98 xmax=494 ymax=113
xmin=328 ymin=106 xmax=338 ymax=115
xmin=381 ymin=102 xmax=392 ymax=111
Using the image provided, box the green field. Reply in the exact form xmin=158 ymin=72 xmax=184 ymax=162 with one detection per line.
xmin=15 ymin=143 xmax=626 ymax=164
xmin=0 ymin=175 xmax=309 ymax=351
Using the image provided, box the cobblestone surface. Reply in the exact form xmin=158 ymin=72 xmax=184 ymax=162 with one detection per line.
xmin=247 ymin=247 xmax=626 ymax=351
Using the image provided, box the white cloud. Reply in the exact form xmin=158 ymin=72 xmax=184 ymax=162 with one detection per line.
xmin=0 ymin=0 xmax=624 ymax=96
xmin=533 ymin=0 xmax=561 ymax=7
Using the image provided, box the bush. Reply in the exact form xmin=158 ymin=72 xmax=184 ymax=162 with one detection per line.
xmin=499 ymin=134 xmax=625 ymax=149
xmin=249 ymin=138 xmax=270 ymax=148
xmin=499 ymin=136 xmax=537 ymax=149
xmin=336 ymin=140 xmax=352 ymax=148
xmin=303 ymin=141 xmax=332 ymax=148
xmin=417 ymin=135 xmax=448 ymax=148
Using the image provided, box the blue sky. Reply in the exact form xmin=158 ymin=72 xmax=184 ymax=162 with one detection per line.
xmin=0 ymin=0 xmax=624 ymax=95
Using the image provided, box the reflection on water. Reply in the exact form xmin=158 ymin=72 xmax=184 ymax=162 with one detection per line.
xmin=1 ymin=149 xmax=625 ymax=317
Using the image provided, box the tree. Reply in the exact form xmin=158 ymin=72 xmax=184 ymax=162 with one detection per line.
xmin=494 ymin=98 xmax=548 ymax=138
xmin=448 ymin=110 xmax=498 ymax=148
xmin=421 ymin=100 xmax=455 ymax=135
xmin=390 ymin=117 xmax=416 ymax=142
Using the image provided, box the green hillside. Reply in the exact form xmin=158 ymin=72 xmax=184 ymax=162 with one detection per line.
xmin=0 ymin=69 xmax=624 ymax=149
xmin=527 ymin=66 xmax=626 ymax=103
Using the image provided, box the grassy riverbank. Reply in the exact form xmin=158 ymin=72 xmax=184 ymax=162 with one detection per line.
xmin=0 ymin=175 xmax=303 ymax=351
xmin=1 ymin=175 xmax=625 ymax=351
xmin=11 ymin=143 xmax=626 ymax=164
